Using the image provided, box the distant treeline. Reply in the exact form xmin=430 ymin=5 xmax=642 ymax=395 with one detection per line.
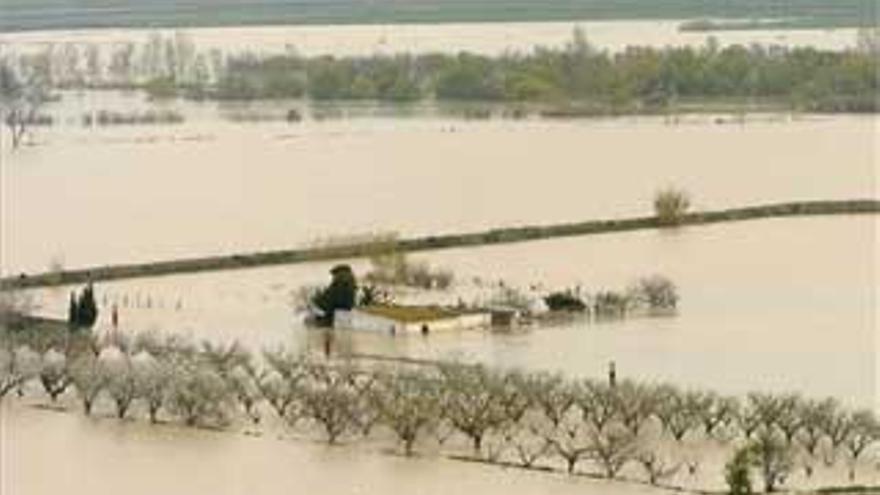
xmin=201 ymin=32 xmax=880 ymax=113
xmin=4 ymin=29 xmax=878 ymax=114
xmin=3 ymin=199 xmax=878 ymax=290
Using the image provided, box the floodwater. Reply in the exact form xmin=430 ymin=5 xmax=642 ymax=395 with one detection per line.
xmin=0 ymin=20 xmax=862 ymax=57
xmin=2 ymin=95 xmax=877 ymax=411
xmin=0 ymin=22 xmax=877 ymax=494
xmin=1 ymin=92 xmax=876 ymax=274
xmin=19 ymin=215 xmax=879 ymax=411
xmin=0 ymin=401 xmax=673 ymax=495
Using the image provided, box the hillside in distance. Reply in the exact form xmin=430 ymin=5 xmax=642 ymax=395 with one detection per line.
xmin=0 ymin=0 xmax=875 ymax=32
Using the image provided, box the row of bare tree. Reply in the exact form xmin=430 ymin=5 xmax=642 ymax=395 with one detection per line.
xmin=1 ymin=325 xmax=877 ymax=491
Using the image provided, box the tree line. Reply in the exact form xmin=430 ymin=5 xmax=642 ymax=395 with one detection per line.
xmin=1 ymin=322 xmax=877 ymax=492
xmin=2 ymin=29 xmax=878 ymax=116
xmin=204 ymin=29 xmax=880 ymax=113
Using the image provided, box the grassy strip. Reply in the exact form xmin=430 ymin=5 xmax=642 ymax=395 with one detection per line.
xmin=2 ymin=199 xmax=878 ymax=290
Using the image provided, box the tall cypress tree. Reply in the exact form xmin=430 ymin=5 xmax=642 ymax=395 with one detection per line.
xmin=75 ymin=283 xmax=99 ymax=328
xmin=68 ymin=291 xmax=79 ymax=328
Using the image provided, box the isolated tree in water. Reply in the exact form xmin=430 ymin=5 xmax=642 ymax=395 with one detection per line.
xmin=312 ymin=265 xmax=357 ymax=325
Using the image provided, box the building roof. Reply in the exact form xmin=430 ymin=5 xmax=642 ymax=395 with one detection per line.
xmin=358 ymin=305 xmax=468 ymax=323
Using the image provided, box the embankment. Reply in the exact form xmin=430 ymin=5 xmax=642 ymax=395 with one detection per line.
xmin=2 ymin=199 xmax=877 ymax=290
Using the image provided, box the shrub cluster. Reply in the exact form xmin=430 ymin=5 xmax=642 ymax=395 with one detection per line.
xmin=81 ymin=110 xmax=185 ymax=126
xmin=654 ymin=188 xmax=692 ymax=226
xmin=542 ymin=275 xmax=679 ymax=317
xmin=365 ymin=244 xmax=454 ymax=290
xmin=1 ymin=324 xmax=877 ymax=490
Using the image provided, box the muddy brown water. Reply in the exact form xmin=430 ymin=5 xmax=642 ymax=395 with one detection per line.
xmin=3 ymin=95 xmax=876 ymax=410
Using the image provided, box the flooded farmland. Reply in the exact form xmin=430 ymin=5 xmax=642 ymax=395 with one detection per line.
xmin=1 ymin=18 xmax=878 ymax=495
xmin=1 ymin=93 xmax=876 ymax=274
xmin=19 ymin=214 xmax=878 ymax=411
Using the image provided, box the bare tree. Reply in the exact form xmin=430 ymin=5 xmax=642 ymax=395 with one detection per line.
xmin=522 ymin=372 xmax=577 ymax=428
xmin=69 ymin=352 xmax=107 ymax=415
xmin=259 ymin=349 xmax=307 ymax=420
xmin=438 ymin=363 xmax=509 ymax=454
xmin=39 ymin=349 xmax=71 ymax=402
xmin=101 ymin=347 xmax=139 ymax=419
xmin=132 ymin=351 xmax=171 ymax=423
xmin=613 ymin=380 xmax=660 ymax=436
xmin=774 ymin=393 xmax=805 ymax=445
xmin=0 ymin=345 xmax=40 ymax=399
xmin=629 ymin=275 xmax=679 ymax=311
xmin=692 ymin=391 xmax=738 ymax=438
xmin=654 ymin=386 xmax=700 ymax=442
xmin=372 ymin=370 xmax=441 ymax=455
xmin=227 ymin=364 xmax=263 ymax=426
xmin=342 ymin=365 xmax=381 ymax=437
xmin=749 ymin=428 xmax=794 ymax=493
xmin=653 ymin=187 xmax=691 ymax=226
xmin=635 ymin=449 xmax=681 ymax=486
xmin=496 ymin=370 xmax=534 ymax=426
xmin=578 ymin=380 xmax=618 ymax=433
xmin=297 ymin=377 xmax=359 ymax=444
xmin=167 ymin=358 xmax=232 ymax=428
xmin=200 ymin=340 xmax=250 ymax=378
xmin=843 ymin=409 xmax=880 ymax=481
xmin=545 ymin=408 xmax=593 ymax=474
xmin=818 ymin=398 xmax=854 ymax=454
xmin=588 ymin=424 xmax=638 ymax=479
xmin=0 ymin=63 xmax=49 ymax=149
xmin=508 ymin=420 xmax=551 ymax=468
xmin=736 ymin=392 xmax=780 ymax=440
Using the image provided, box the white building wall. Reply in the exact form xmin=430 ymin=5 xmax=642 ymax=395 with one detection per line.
xmin=334 ymin=310 xmax=397 ymax=333
xmin=334 ymin=309 xmax=491 ymax=334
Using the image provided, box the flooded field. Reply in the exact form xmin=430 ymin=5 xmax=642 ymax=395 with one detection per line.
xmin=1 ymin=94 xmax=876 ymax=274
xmin=0 ymin=20 xmax=862 ymax=57
xmin=1 ymin=18 xmax=878 ymax=492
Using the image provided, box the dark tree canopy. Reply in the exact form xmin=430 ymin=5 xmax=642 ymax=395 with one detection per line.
xmin=544 ymin=291 xmax=587 ymax=312
xmin=68 ymin=283 xmax=99 ymax=329
xmin=312 ymin=264 xmax=358 ymax=325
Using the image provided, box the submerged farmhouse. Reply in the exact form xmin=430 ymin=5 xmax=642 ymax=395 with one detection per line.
xmin=334 ymin=305 xmax=491 ymax=335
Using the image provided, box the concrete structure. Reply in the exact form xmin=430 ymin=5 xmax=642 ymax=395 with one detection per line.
xmin=334 ymin=305 xmax=491 ymax=335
